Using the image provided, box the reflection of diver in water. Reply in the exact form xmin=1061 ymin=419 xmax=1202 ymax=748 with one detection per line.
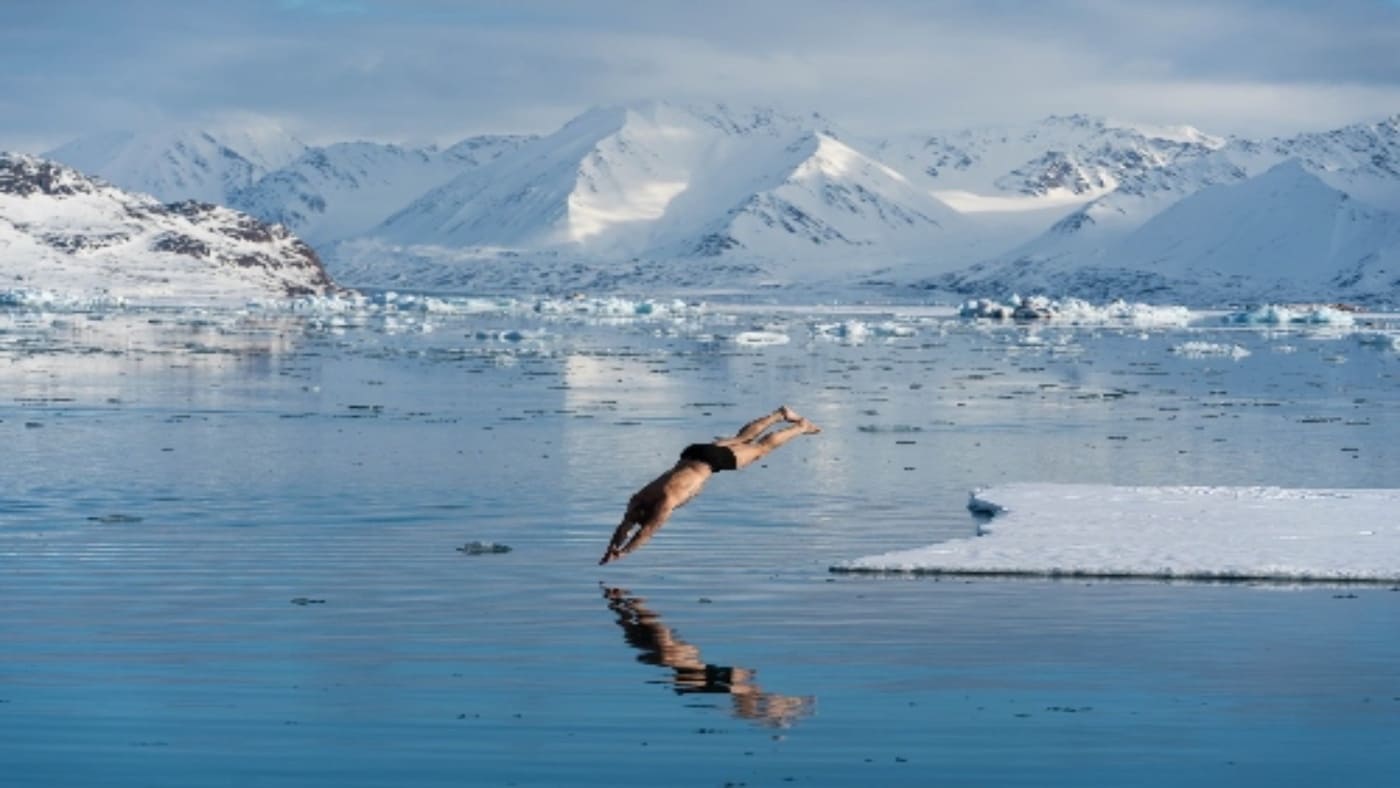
xmin=602 ymin=586 xmax=814 ymax=729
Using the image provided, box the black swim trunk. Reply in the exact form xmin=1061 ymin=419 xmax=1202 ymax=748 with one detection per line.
xmin=680 ymin=443 xmax=738 ymax=472
xmin=673 ymin=664 xmax=737 ymax=694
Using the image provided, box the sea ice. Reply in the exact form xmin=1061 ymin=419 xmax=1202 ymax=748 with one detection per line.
xmin=1223 ymin=304 xmax=1357 ymax=326
xmin=834 ymin=483 xmax=1400 ymax=583
xmin=0 ymin=288 xmax=128 ymax=311
xmin=813 ymin=320 xmax=917 ymax=342
xmin=959 ymin=295 xmax=1193 ymax=326
xmin=1168 ymin=341 xmax=1251 ymax=360
xmin=1354 ymin=331 xmax=1400 ymax=351
xmin=733 ymin=330 xmax=790 ymax=345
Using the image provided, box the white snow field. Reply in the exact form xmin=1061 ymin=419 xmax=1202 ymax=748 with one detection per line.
xmin=835 ymin=483 xmax=1400 ymax=583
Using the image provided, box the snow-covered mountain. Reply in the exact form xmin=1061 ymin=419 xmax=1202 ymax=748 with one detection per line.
xmin=915 ymin=114 xmax=1400 ymax=304
xmin=1223 ymin=115 xmax=1400 ymax=208
xmin=937 ymin=159 xmax=1400 ymax=304
xmin=45 ymin=125 xmax=307 ymax=206
xmin=228 ymin=135 xmax=530 ymax=246
xmin=359 ymin=101 xmax=964 ymax=286
xmin=874 ymin=114 xmax=1226 ymax=209
xmin=25 ymin=106 xmax=1400 ymax=304
xmin=0 ymin=153 xmax=340 ymax=304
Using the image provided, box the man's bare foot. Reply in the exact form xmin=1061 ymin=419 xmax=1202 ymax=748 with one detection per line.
xmin=799 ymin=418 xmax=822 ymax=434
xmin=779 ymin=405 xmax=802 ymax=422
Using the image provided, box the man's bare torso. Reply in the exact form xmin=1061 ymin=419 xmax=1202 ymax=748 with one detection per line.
xmin=628 ymin=460 xmax=713 ymax=518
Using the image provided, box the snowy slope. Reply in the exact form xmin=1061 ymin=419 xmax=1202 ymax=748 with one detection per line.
xmin=229 ymin=136 xmax=529 ymax=245
xmin=0 ymin=153 xmax=340 ymax=305
xmin=359 ymin=101 xmax=962 ymax=286
xmin=936 ymin=160 xmax=1400 ymax=303
xmin=45 ymin=125 xmax=306 ymax=206
xmin=967 ymin=153 xmax=1252 ymax=274
xmin=376 ymin=102 xmax=816 ymax=249
xmin=691 ymin=132 xmax=963 ymax=268
xmin=924 ymin=116 xmax=1400 ymax=302
xmin=1112 ymin=160 xmax=1400 ymax=300
xmin=873 ymin=114 xmax=1225 ymax=212
xmin=1223 ymin=114 xmax=1400 ymax=208
xmin=24 ymin=107 xmax=1400 ymax=303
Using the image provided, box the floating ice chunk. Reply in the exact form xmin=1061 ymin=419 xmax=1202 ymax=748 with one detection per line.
xmin=815 ymin=321 xmax=870 ymax=342
xmin=456 ymin=541 xmax=512 ymax=555
xmin=1354 ymin=331 xmax=1400 ymax=351
xmin=1169 ymin=341 xmax=1251 ymax=360
xmin=814 ymin=319 xmax=919 ymax=343
xmin=959 ymin=295 xmax=1049 ymax=320
xmin=733 ymin=330 xmax=790 ymax=346
xmin=1058 ymin=299 xmax=1193 ymax=327
xmin=474 ymin=328 xmax=542 ymax=343
xmin=531 ymin=295 xmax=700 ymax=319
xmin=0 ymin=288 xmax=128 ymax=311
xmin=284 ymin=292 xmax=370 ymax=314
xmin=834 ymin=483 xmax=1400 ymax=583
xmin=960 ymin=296 xmax=1192 ymax=326
xmin=856 ymin=424 xmax=923 ymax=434
xmin=1224 ymin=304 xmax=1357 ymax=327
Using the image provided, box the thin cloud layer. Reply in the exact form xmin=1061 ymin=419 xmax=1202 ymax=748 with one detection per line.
xmin=3 ymin=0 xmax=1399 ymax=151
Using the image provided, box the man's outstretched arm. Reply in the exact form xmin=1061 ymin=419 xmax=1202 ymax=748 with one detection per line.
xmin=600 ymin=519 xmax=633 ymax=565
xmin=600 ymin=505 xmax=674 ymax=565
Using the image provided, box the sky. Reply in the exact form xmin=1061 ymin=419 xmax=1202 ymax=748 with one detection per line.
xmin=3 ymin=0 xmax=1400 ymax=152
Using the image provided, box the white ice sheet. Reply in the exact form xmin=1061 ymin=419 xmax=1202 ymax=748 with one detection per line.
xmin=834 ymin=483 xmax=1400 ymax=582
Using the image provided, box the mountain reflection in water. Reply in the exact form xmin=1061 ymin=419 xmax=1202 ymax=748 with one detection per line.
xmin=602 ymin=586 xmax=814 ymax=729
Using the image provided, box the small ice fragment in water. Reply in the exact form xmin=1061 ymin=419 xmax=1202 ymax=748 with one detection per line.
xmin=1223 ymin=304 xmax=1356 ymax=326
xmin=457 ymin=541 xmax=513 ymax=555
xmin=733 ymin=331 xmax=789 ymax=346
xmin=1354 ymin=332 xmax=1400 ymax=352
xmin=959 ymin=296 xmax=1192 ymax=326
xmin=1169 ymin=342 xmax=1250 ymax=360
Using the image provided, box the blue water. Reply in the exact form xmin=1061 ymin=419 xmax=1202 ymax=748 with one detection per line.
xmin=3 ymin=302 xmax=1399 ymax=786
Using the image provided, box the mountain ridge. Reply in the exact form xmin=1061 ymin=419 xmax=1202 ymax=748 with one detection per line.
xmin=28 ymin=103 xmax=1400 ymax=305
xmin=0 ymin=152 xmax=341 ymax=305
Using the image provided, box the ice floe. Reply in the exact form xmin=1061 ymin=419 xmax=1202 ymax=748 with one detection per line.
xmin=1168 ymin=341 xmax=1251 ymax=360
xmin=733 ymin=330 xmax=791 ymax=346
xmin=1223 ymin=304 xmax=1357 ymax=326
xmin=1354 ymin=331 xmax=1400 ymax=351
xmin=277 ymin=291 xmax=703 ymax=322
xmin=834 ymin=483 xmax=1400 ymax=583
xmin=959 ymin=296 xmax=1193 ymax=326
xmin=0 ymin=288 xmax=129 ymax=311
xmin=814 ymin=320 xmax=918 ymax=342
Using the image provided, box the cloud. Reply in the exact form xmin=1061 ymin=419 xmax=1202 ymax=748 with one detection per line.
xmin=2 ymin=0 xmax=1398 ymax=151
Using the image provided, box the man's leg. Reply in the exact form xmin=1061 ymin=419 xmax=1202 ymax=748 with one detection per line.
xmin=728 ymin=418 xmax=821 ymax=468
xmin=728 ymin=406 xmax=801 ymax=442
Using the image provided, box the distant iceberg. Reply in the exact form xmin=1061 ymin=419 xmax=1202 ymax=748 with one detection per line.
xmin=959 ymin=296 xmax=1193 ymax=326
xmin=813 ymin=319 xmax=918 ymax=342
xmin=1169 ymin=341 xmax=1250 ymax=360
xmin=1223 ymin=304 xmax=1357 ymax=326
xmin=834 ymin=483 xmax=1400 ymax=583
xmin=0 ymin=288 xmax=128 ymax=311
xmin=1354 ymin=331 xmax=1400 ymax=351
xmin=733 ymin=330 xmax=790 ymax=346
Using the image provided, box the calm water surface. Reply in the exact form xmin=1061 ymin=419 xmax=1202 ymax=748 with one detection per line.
xmin=3 ymin=301 xmax=1399 ymax=787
